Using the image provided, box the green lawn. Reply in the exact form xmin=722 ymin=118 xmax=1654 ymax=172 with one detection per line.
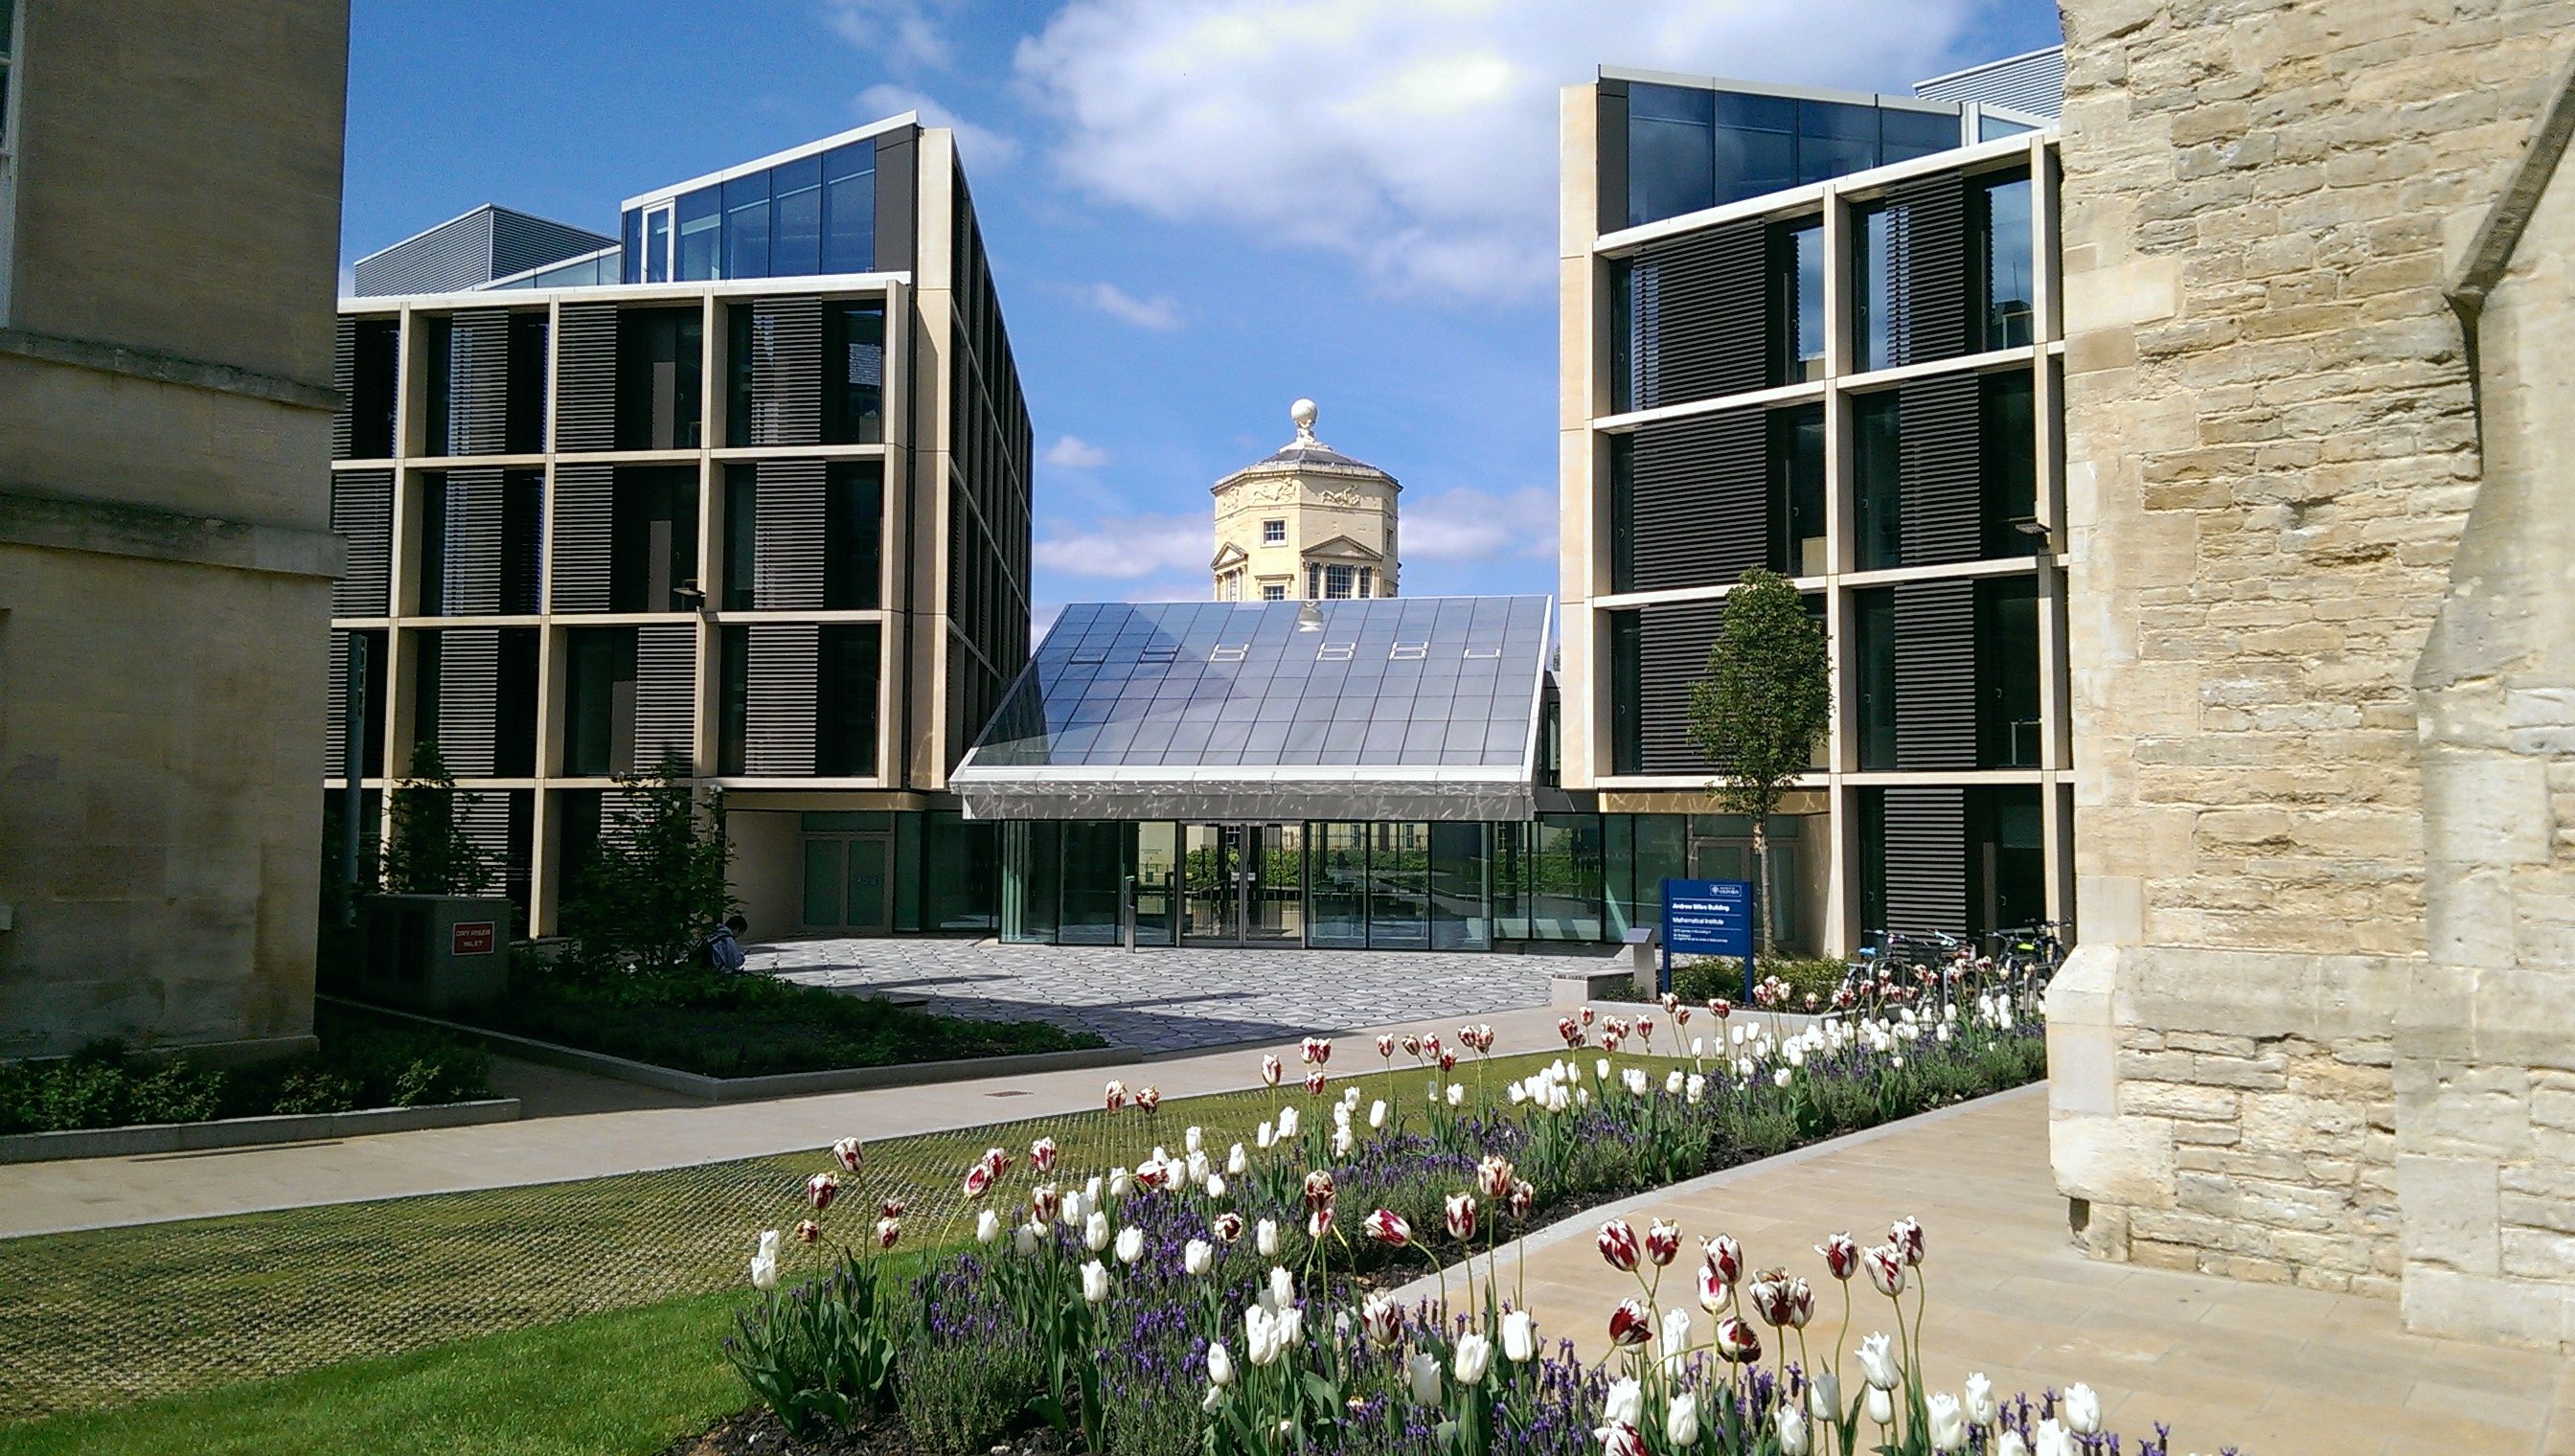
xmin=0 ymin=1293 xmax=742 ymax=1456
xmin=0 ymin=1048 xmax=1598 ymax=1424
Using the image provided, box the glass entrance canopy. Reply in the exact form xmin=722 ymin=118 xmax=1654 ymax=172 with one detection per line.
xmin=952 ymin=596 xmax=1554 ymax=823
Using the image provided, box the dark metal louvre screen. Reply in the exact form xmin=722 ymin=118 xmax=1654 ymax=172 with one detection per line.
xmin=1887 ymin=172 xmax=1967 ymax=366
xmin=1892 ymin=579 xmax=1977 ymax=770
xmin=633 ymin=626 xmax=697 ymax=772
xmin=550 ymin=464 xmax=614 ymax=612
xmin=743 ymin=624 xmax=818 ymax=776
xmin=445 ymin=309 xmax=512 ymax=455
xmin=1627 ymin=599 xmax=1728 ymax=775
xmin=330 ymin=318 xmax=356 ymax=458
xmin=439 ymin=467 xmax=506 ymax=614
xmin=752 ymin=459 xmax=827 ymax=609
xmin=749 ymin=297 xmax=823 ymax=446
xmin=554 ymin=303 xmax=618 ymax=453
xmin=1897 ymin=374 xmax=1983 ymax=566
xmin=426 ymin=628 xmax=501 ymax=777
xmin=1627 ymin=221 xmax=1766 ymax=410
xmin=1881 ymin=785 xmax=1967 ymax=933
xmin=1625 ymin=407 xmax=1767 ymax=591
xmin=330 ymin=470 xmax=393 ymax=617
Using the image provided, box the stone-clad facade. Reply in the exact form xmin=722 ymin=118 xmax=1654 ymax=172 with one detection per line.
xmin=2046 ymin=0 xmax=2575 ymax=1350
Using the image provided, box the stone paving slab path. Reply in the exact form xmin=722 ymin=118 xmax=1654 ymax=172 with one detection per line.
xmin=752 ymin=937 xmax=1565 ymax=1054
xmin=1389 ymin=1084 xmax=2575 ymax=1456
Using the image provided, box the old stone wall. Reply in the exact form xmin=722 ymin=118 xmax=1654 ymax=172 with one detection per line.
xmin=2047 ymin=0 xmax=2575 ymax=1347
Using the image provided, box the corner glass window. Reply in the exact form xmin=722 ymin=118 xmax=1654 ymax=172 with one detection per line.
xmin=1770 ymin=216 xmax=1825 ymax=385
xmin=1980 ymin=113 xmax=2038 ymax=142
xmin=1710 ymin=91 xmax=1796 ymax=207
xmin=1880 ymin=106 xmax=1965 ymax=166
xmin=676 ymin=187 xmax=721 ymax=282
xmin=771 ymin=155 xmax=823 ymax=277
xmin=1627 ymin=82 xmax=1715 ymax=228
xmin=642 ymin=206 xmax=672 ymax=284
xmin=1795 ymin=101 xmax=1878 ymax=185
xmin=822 ymin=143 xmax=877 ymax=274
xmin=1976 ymin=172 xmax=2036 ymax=350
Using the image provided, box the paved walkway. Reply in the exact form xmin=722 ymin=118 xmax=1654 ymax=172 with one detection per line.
xmin=0 ymin=999 xmax=1626 ymax=1240
xmin=752 ymin=937 xmax=1569 ymax=1053
xmin=1392 ymin=1085 xmax=2575 ymax=1456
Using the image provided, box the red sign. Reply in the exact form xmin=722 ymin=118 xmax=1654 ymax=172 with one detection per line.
xmin=451 ymin=921 xmax=497 ymax=957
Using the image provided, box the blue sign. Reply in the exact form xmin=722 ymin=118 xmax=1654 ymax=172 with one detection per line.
xmin=1662 ymin=877 xmax=1756 ymax=995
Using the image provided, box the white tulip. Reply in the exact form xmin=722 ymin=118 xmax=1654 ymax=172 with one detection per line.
xmin=1205 ymin=1172 xmax=1228 ymax=1199
xmin=1187 ymin=1149 xmax=1211 ymax=1183
xmin=1665 ymin=1391 xmax=1700 ymax=1447
xmin=1963 ymin=1373 xmax=1995 ymax=1424
xmin=1228 ymin=1143 xmax=1248 ymax=1175
xmin=1268 ymin=1263 xmax=1295 ymax=1311
xmin=1115 ymin=1226 xmax=1144 ymax=1264
xmin=748 ymin=1227 xmax=780 ymax=1291
xmin=1407 ymin=1352 xmax=1442 ymax=1404
xmin=1333 ymin=1102 xmax=1353 ymax=1129
xmin=1808 ymin=1368 xmax=1841 ymax=1422
xmin=1776 ymin=1404 xmax=1811 ymax=1456
xmin=1333 ymin=1125 xmax=1355 ymax=1157
xmin=1185 ymin=1125 xmax=1203 ymax=1154
xmin=975 ymin=1209 xmax=1000 ymax=1244
xmin=1110 ymin=1167 xmax=1131 ymax=1198
xmin=1865 ymin=1387 xmax=1894 ymax=1425
xmin=1243 ymin=1305 xmax=1284 ymax=1366
xmin=1774 ymin=1067 xmax=1794 ymax=1088
xmin=1080 ymin=1259 xmax=1109 ymax=1303
xmin=1857 ymin=1332 xmax=1900 ymax=1391
xmin=1257 ymin=1121 xmax=1276 ymax=1149
xmin=1576 ymin=1086 xmax=1591 ymax=1107
xmin=1501 ymin=1308 xmax=1537 ymax=1362
xmin=1084 ymin=1210 xmax=1111 ymax=1253
xmin=2032 ymin=1419 xmax=2072 ymax=1456
xmin=1344 ymin=1085 xmax=1361 ymax=1109
xmin=1603 ymin=1376 xmax=1642 ymax=1427
xmin=1256 ymin=1217 xmax=1281 ymax=1257
xmin=1691 ymin=1036 xmax=1705 ymax=1058
xmin=1685 ymin=1073 xmax=1706 ymax=1103
xmin=1622 ymin=1068 xmax=1649 ymax=1097
xmin=1666 ymin=1069 xmax=1686 ymax=1095
xmin=1926 ymin=1392 xmax=1966 ymax=1452
xmin=1995 ymin=1432 xmax=2029 ymax=1456
xmin=2063 ymin=1383 xmax=2101 ymax=1437
xmin=1453 ymin=1331 xmax=1493 ymax=1386
xmin=1596 ymin=1058 xmax=1611 ymax=1081
xmin=1447 ymin=1082 xmax=1465 ymax=1107
xmin=1013 ymin=1221 xmax=1042 ymax=1257
xmin=1084 ymin=1174 xmax=1104 ymax=1206
xmin=1184 ymin=1238 xmax=1213 ymax=1276
xmin=1207 ymin=1339 xmax=1234 ymax=1386
xmin=1369 ymin=1100 xmax=1387 ymax=1129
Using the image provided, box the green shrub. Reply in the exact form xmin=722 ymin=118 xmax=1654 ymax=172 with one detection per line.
xmin=124 ymin=1060 xmax=225 ymax=1126
xmin=269 ymin=1069 xmax=363 ymax=1116
xmin=34 ymin=1058 xmax=127 ymax=1132
xmin=1671 ymin=954 xmax=1844 ymax=1007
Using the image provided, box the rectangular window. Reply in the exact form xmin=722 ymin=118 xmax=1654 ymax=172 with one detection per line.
xmin=1262 ymin=519 xmax=1285 ymax=545
xmin=615 ymin=307 xmax=704 ymax=450
xmin=642 ymin=205 xmax=672 ymax=284
xmin=1980 ymin=371 xmax=2038 ymax=556
xmin=345 ymin=318 xmax=399 ymax=459
xmin=1853 ymin=391 xmax=1902 ymax=571
xmin=1975 ymin=172 xmax=2036 ymax=350
xmin=771 ymin=155 xmax=823 ymax=277
xmin=562 ymin=627 xmax=634 ymax=778
xmin=718 ymin=626 xmax=748 ymax=775
xmin=1710 ymin=91 xmax=1796 ymax=208
xmin=1307 ymin=822 xmax=1368 ymax=948
xmin=419 ymin=469 xmax=544 ymax=616
xmin=1261 ymin=583 xmax=1286 ymax=602
xmin=821 ymin=143 xmax=877 ymax=274
xmin=1324 ymin=564 xmax=1356 ymax=599
xmin=1770 ymin=405 xmax=1826 ymax=576
xmin=723 ymin=172 xmax=771 ymax=281
xmin=620 ymin=209 xmax=643 ymax=285
xmin=1771 ymin=217 xmax=1825 ymax=385
xmin=824 ymin=303 xmax=885 ymax=444
xmin=607 ymin=466 xmax=698 ymax=613
xmin=721 ymin=465 xmax=875 ymax=612
xmin=816 ymin=624 xmax=880 ymax=776
xmin=1977 ymin=576 xmax=2041 ymax=769
xmin=1852 ymin=202 xmax=1901 ymax=373
xmin=1795 ymin=100 xmax=1878 ymax=185
xmin=1626 ymin=82 xmax=1714 ymax=228
xmin=1367 ymin=822 xmax=1431 ymax=949
xmin=1854 ymin=588 xmax=1898 ymax=770
xmin=676 ymin=187 xmax=721 ymax=282
xmin=1880 ymin=106 xmax=1964 ymax=167
xmin=1307 ymin=562 xmax=1321 ymax=598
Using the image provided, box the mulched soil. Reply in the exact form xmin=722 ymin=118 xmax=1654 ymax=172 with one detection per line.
xmin=660 ymin=1406 xmax=1063 ymax=1456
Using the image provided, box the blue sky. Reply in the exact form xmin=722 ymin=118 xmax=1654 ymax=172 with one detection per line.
xmin=344 ymin=0 xmax=2062 ymax=623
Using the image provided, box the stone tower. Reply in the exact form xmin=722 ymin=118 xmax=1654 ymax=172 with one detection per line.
xmin=1210 ymin=399 xmax=1400 ymax=602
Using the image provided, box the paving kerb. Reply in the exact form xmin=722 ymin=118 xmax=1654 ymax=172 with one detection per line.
xmin=0 ymin=1000 xmax=1662 ymax=1240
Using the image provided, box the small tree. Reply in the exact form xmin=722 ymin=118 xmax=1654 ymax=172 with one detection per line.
xmin=1686 ymin=569 xmax=1830 ymax=957
xmin=561 ymin=756 xmax=736 ymax=972
xmin=380 ymin=741 xmax=492 ymax=896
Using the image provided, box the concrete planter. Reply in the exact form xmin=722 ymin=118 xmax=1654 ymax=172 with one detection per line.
xmin=0 ymin=1098 xmax=522 ymax=1165
xmin=322 ymin=995 xmax=1138 ymax=1103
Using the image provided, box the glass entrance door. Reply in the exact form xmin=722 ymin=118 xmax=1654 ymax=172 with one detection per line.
xmin=1180 ymin=823 xmax=1304 ymax=945
xmin=802 ymin=833 xmax=892 ymax=933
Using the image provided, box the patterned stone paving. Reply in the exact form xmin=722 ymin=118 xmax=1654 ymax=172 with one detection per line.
xmin=751 ymin=937 xmax=1577 ymax=1054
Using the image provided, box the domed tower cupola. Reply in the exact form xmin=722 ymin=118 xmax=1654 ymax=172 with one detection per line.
xmin=1209 ymin=399 xmax=1401 ymax=603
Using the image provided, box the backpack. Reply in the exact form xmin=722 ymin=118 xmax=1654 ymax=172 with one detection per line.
xmin=704 ymin=927 xmax=745 ymax=973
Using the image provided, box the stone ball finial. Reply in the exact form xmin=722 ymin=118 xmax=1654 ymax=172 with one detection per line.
xmin=1290 ymin=398 xmax=1318 ymax=440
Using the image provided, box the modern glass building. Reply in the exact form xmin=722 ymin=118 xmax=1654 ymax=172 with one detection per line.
xmin=327 ymin=113 xmax=1030 ymax=940
xmin=1558 ymin=60 xmax=2071 ymax=955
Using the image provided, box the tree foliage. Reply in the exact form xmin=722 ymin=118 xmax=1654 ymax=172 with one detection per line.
xmin=1685 ymin=569 xmax=1830 ymax=953
xmin=379 ymin=740 xmax=492 ymax=897
xmin=560 ymin=757 xmax=737 ymax=972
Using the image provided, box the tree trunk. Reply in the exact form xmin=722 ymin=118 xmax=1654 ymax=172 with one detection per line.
xmin=1751 ymin=815 xmax=1774 ymax=962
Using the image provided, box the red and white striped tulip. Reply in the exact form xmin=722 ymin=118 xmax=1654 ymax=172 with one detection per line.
xmin=1211 ymin=1211 xmax=1244 ymax=1244
xmin=1816 ymin=1232 xmax=1859 ymax=1281
xmin=878 ymin=1196 xmax=907 ymax=1219
xmin=1030 ymin=1136 xmax=1058 ymax=1173
xmin=1476 ymin=1154 xmax=1516 ymax=1199
xmin=1597 ymin=1218 xmax=1641 ymax=1271
xmin=1105 ymin=1079 xmax=1127 ymax=1111
xmin=831 ymin=1137 xmax=863 ymax=1173
xmin=1362 ymin=1208 xmax=1413 ymax=1246
xmin=1300 ymin=1035 xmax=1332 ymax=1066
xmin=1445 ymin=1193 xmax=1478 ymax=1241
xmin=1262 ymin=1055 xmax=1284 ymax=1087
xmin=875 ymin=1217 xmax=900 ymax=1249
xmin=1644 ymin=1218 xmax=1683 ymax=1266
xmin=1303 ymin=1169 xmax=1336 ymax=1211
xmin=961 ymin=1163 xmax=993 ymax=1200
xmin=1889 ymin=1216 xmax=1926 ymax=1267
xmin=1703 ymin=1233 xmax=1744 ymax=1286
xmin=807 ymin=1172 xmax=841 ymax=1211
xmin=1864 ymin=1243 xmax=1906 ymax=1297
xmin=1607 ymin=1298 xmax=1653 ymax=1347
xmin=1715 ymin=1314 xmax=1762 ymax=1363
xmin=1305 ymin=1070 xmax=1328 ymax=1097
xmin=1134 ymin=1085 xmax=1160 ymax=1114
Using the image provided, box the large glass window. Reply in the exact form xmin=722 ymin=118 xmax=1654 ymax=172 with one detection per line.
xmin=816 ymin=625 xmax=880 ymax=776
xmin=1852 ymin=391 xmax=1903 ymax=571
xmin=1975 ymin=172 xmax=2036 ymax=350
xmin=607 ymin=466 xmax=699 ymax=613
xmin=825 ymin=304 xmax=886 ymax=443
xmin=1771 ymin=217 xmax=1825 ymax=384
xmin=676 ymin=187 xmax=721 ymax=281
xmin=562 ymin=627 xmax=631 ymax=778
xmin=1525 ymin=814 xmax=1604 ymax=941
xmin=723 ymin=172 xmax=771 ymax=281
xmin=1710 ymin=91 xmax=1796 ymax=207
xmin=642 ymin=207 xmax=672 ymax=284
xmin=1325 ymin=564 xmax=1356 ymax=599
xmin=1000 ymin=822 xmax=1060 ymax=944
xmin=344 ymin=318 xmax=399 ymax=459
xmin=1368 ymin=822 xmax=1431 ymax=948
xmin=1057 ymin=821 xmax=1129 ymax=944
xmin=822 ymin=143 xmax=877 ymax=274
xmin=1795 ymin=100 xmax=1878 ymax=185
xmin=1854 ymin=588 xmax=1898 ymax=771
xmin=1880 ymin=107 xmax=1964 ymax=166
xmin=615 ymin=307 xmax=704 ymax=450
xmin=1980 ymin=371 xmax=2038 ymax=555
xmin=1428 ymin=822 xmax=1491 ymax=950
xmin=1308 ymin=824 xmax=1370 ymax=948
xmin=1627 ymin=82 xmax=1715 ymax=228
xmin=1771 ymin=405 xmax=1827 ymax=576
xmin=420 ymin=469 xmax=543 ymax=616
xmin=771 ymin=155 xmax=823 ymax=277
xmin=724 ymin=463 xmax=882 ymax=611
xmin=1978 ymin=577 xmax=2042 ymax=769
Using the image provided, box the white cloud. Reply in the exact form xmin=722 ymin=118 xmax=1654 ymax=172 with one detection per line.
xmin=1034 ymin=513 xmax=1210 ymax=580
xmin=825 ymin=0 xmax=960 ymax=72
xmin=1015 ymin=0 xmax=1980 ymax=300
xmin=1402 ymin=486 xmax=1558 ymax=564
xmin=855 ymin=83 xmax=1021 ymax=168
xmin=1083 ymin=282 xmax=1187 ymax=330
xmin=1045 ymin=434 xmax=1112 ymax=468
